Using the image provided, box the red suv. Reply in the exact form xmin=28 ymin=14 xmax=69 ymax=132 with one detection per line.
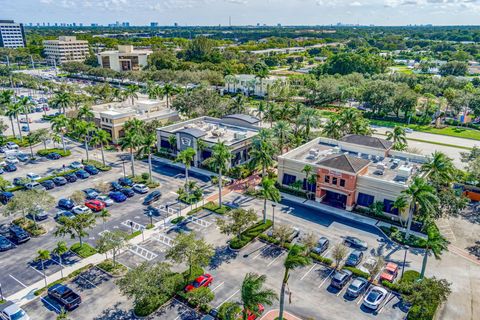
xmin=184 ymin=274 xmax=213 ymax=292
xmin=84 ymin=199 xmax=106 ymax=212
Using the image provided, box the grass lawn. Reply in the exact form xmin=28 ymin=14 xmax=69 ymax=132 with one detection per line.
xmin=390 ymin=65 xmax=414 ymax=74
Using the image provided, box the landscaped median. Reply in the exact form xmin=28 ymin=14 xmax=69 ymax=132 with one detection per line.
xmin=33 ymin=264 xmax=94 ymax=296
xmin=81 ymin=159 xmax=112 ymax=171
xmin=6 ymin=169 xmax=79 ymax=192
xmin=229 ymin=220 xmax=272 ymax=250
xmin=70 ymin=243 xmax=97 ymax=258
xmin=36 ymin=148 xmax=71 ymax=157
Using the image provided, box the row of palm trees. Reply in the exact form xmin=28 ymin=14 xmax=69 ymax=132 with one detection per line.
xmin=0 ymin=89 xmax=36 ymax=139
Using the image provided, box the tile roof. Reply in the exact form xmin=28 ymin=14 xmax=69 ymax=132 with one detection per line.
xmin=340 ymin=134 xmax=393 ymax=150
xmin=317 ymin=154 xmax=370 ymax=173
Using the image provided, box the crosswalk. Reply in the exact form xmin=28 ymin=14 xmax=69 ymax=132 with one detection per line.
xmin=436 ymin=219 xmax=456 ymax=242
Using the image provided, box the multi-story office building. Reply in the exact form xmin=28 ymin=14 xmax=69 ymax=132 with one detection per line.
xmin=224 ymin=74 xmax=288 ymax=97
xmin=277 ymin=135 xmax=428 ymax=218
xmin=43 ymin=36 xmax=89 ymax=65
xmin=0 ymin=20 xmax=26 ymax=48
xmin=97 ymin=45 xmax=152 ymax=72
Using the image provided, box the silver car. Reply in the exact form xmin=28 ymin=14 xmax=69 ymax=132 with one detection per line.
xmin=346 ymin=277 xmax=369 ymax=298
xmin=97 ymin=195 xmax=114 ymax=207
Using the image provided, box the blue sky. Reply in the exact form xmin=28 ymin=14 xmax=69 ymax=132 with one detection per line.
xmin=2 ymin=0 xmax=480 ymax=26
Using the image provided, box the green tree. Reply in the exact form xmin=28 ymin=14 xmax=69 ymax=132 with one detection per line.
xmin=259 ymin=177 xmax=281 ymax=224
xmin=249 ymin=129 xmax=275 ymax=176
xmin=124 ymin=84 xmax=139 ymax=105
xmin=74 ymin=120 xmax=96 ymax=160
xmin=77 ymin=105 xmax=94 ymax=121
xmin=420 ymin=226 xmax=449 ymax=279
xmin=298 ymin=107 xmax=320 ymax=140
xmin=186 ymin=287 xmax=215 ymax=309
xmin=52 ymin=241 xmax=68 ymax=278
xmin=4 ymin=190 xmax=35 ymax=219
xmin=35 ymin=249 xmax=51 ymax=288
xmin=217 ymin=208 xmax=257 ymax=239
xmin=18 ymin=97 xmax=34 ymax=132
xmin=97 ymin=208 xmax=111 ymax=231
xmin=36 ymin=128 xmax=51 ymax=150
xmin=240 ymin=273 xmax=278 ymax=320
xmin=96 ymin=230 xmax=128 ymax=267
xmin=218 ymin=302 xmax=241 ymax=320
xmin=162 ymin=83 xmax=178 ymax=109
xmin=322 ymin=117 xmax=342 ymax=140
xmin=175 ymin=147 xmax=196 ymax=190
xmin=273 ymin=120 xmax=292 ymax=154
xmin=138 ymin=132 xmax=157 ymax=184
xmin=119 ymin=130 xmax=143 ymax=177
xmin=50 ymin=92 xmax=73 ymax=114
xmin=421 ymin=151 xmax=455 ymax=188
xmin=5 ymin=102 xmax=19 ymax=138
xmin=89 ymin=129 xmax=111 ymax=166
xmin=55 ymin=212 xmax=97 ymax=246
xmin=332 ymin=243 xmax=348 ymax=269
xmin=203 ymin=142 xmax=231 ymax=207
xmin=50 ymin=114 xmax=70 ymax=153
xmin=386 ymin=126 xmax=407 ymax=151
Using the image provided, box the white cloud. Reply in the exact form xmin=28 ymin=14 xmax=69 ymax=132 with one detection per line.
xmin=350 ymin=1 xmax=362 ymax=6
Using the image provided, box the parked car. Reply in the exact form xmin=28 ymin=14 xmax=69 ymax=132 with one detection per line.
xmin=85 ymin=200 xmax=105 ymax=212
xmin=379 ymin=262 xmax=399 ymax=283
xmin=143 ymin=190 xmax=162 ymax=205
xmin=58 ymin=198 xmax=75 ymax=210
xmin=0 ymin=301 xmax=29 ymax=320
xmin=25 ymin=182 xmax=46 ymax=191
xmin=26 ymin=173 xmax=41 ymax=181
xmin=345 ymin=250 xmax=364 ymax=267
xmin=346 ymin=277 xmax=369 ymax=298
xmin=363 ymin=286 xmax=388 ymax=310
xmin=8 ymin=225 xmax=30 ymax=244
xmin=6 ymin=142 xmax=19 ymax=150
xmin=109 ymin=191 xmax=127 ymax=202
xmin=110 ymin=182 xmax=122 ymax=191
xmin=47 ymin=152 xmax=61 ymax=160
xmin=21 ymin=125 xmax=29 ymax=132
xmin=132 ymin=183 xmax=149 ymax=194
xmin=47 ymin=284 xmax=81 ymax=311
xmin=64 ymin=173 xmax=77 ymax=183
xmin=19 ymin=118 xmax=32 ymax=123
xmin=16 ymin=153 xmax=29 ymax=162
xmin=70 ymin=161 xmax=84 ymax=169
xmin=0 ymin=192 xmax=14 ymax=205
xmin=40 ymin=180 xmax=55 ymax=190
xmin=118 ymin=177 xmax=133 ymax=186
xmin=96 ymin=195 xmax=114 ymax=207
xmin=6 ymin=156 xmax=19 ymax=164
xmin=52 ymin=176 xmax=67 ymax=186
xmin=344 ymin=236 xmax=368 ymax=250
xmin=3 ymin=163 xmax=17 ymax=172
xmin=75 ymin=170 xmax=90 ymax=179
xmin=184 ymin=274 xmax=213 ymax=292
xmin=0 ymin=235 xmax=15 ymax=252
xmin=312 ymin=236 xmax=329 ymax=254
xmin=0 ymin=167 xmax=4 ymax=174
xmin=83 ymin=165 xmax=99 ymax=175
xmin=55 ymin=210 xmax=75 ymax=222
xmin=404 ymin=128 xmax=414 ymax=133
xmin=72 ymin=205 xmax=92 ymax=215
xmin=83 ymin=188 xmax=99 ymax=200
xmin=13 ymin=177 xmax=29 ymax=186
xmin=120 ymin=187 xmax=135 ymax=197
xmin=330 ymin=269 xmax=353 ymax=289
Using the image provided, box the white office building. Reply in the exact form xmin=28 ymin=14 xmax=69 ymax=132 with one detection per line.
xmin=43 ymin=36 xmax=89 ymax=65
xmin=0 ymin=20 xmax=26 ymax=48
xmin=97 ymin=45 xmax=152 ymax=72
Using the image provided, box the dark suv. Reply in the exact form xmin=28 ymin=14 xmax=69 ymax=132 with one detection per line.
xmin=330 ymin=269 xmax=353 ymax=289
xmin=9 ymin=225 xmax=31 ymax=244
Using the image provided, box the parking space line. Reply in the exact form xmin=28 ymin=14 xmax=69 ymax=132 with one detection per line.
xmin=30 ymin=265 xmax=46 ymax=277
xmin=318 ymin=269 xmax=335 ymax=288
xmin=41 ymin=297 xmax=61 ymax=313
xmin=267 ymin=252 xmax=285 ymax=267
xmin=77 ymin=275 xmax=98 ymax=288
xmin=9 ymin=274 xmax=27 ymax=288
xmin=336 ymin=282 xmax=349 ymax=297
xmin=211 ymin=281 xmax=224 ymax=292
xmin=357 ymin=288 xmax=369 ymax=305
xmin=300 ymin=263 xmax=317 ymax=280
xmin=216 ymin=288 xmax=240 ymax=309
xmin=377 ymin=291 xmax=393 ymax=314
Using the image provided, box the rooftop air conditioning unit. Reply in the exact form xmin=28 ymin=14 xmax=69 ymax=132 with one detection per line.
xmin=397 ymin=165 xmax=412 ymax=178
xmin=333 ymin=147 xmax=341 ymax=153
xmin=357 ymin=153 xmax=362 ymax=158
xmin=234 ymin=132 xmax=247 ymax=139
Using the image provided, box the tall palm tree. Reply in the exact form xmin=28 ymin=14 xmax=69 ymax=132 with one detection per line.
xmin=5 ymin=102 xmax=19 ymax=138
xmin=50 ymin=92 xmax=73 ymax=114
xmin=77 ymin=105 xmax=94 ymax=121
xmin=298 ymin=107 xmax=320 ymax=140
xmin=0 ymin=89 xmax=14 ymax=113
xmin=175 ymin=147 xmax=196 ymax=190
xmin=52 ymin=241 xmax=68 ymax=278
xmin=420 ymin=225 xmax=448 ymax=279
xmin=18 ymin=97 xmax=33 ymax=132
xmin=75 ymin=120 xmax=96 ymax=160
xmin=386 ymin=126 xmax=407 ymax=151
xmin=10 ymin=102 xmax=25 ymax=139
xmin=124 ymin=118 xmax=144 ymax=134
xmin=162 ymin=83 xmax=177 ymax=109
xmin=322 ymin=117 xmax=342 ymax=140
xmin=302 ymin=165 xmax=315 ymax=200
xmin=421 ymin=151 xmax=455 ymax=188
xmin=51 ymin=114 xmax=70 ymax=153
xmin=90 ymin=129 xmax=111 ymax=166
xmin=35 ymin=249 xmax=51 ymax=288
xmin=203 ymin=142 xmax=231 ymax=207
xmin=168 ymin=135 xmax=177 ymax=153
xmin=273 ymin=120 xmax=292 ymax=154
xmin=259 ymin=177 xmax=281 ymax=224
xmin=279 ymin=245 xmax=311 ymax=320
xmin=396 ymin=177 xmax=439 ymax=238
xmin=36 ymin=128 xmax=51 ymax=150
xmin=119 ymin=130 xmax=143 ymax=177
xmin=138 ymin=132 xmax=157 ymax=183
xmin=241 ymin=273 xmax=278 ymax=320
xmin=249 ymin=129 xmax=275 ymax=176
xmin=124 ymin=84 xmax=139 ymax=105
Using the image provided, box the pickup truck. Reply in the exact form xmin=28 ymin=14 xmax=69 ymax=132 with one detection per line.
xmin=47 ymin=284 xmax=81 ymax=311
xmin=0 ymin=301 xmax=30 ymax=320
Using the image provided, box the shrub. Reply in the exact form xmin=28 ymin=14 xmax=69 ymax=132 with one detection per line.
xmin=380 ymin=226 xmax=427 ymax=248
xmin=343 ymin=266 xmax=370 ymax=279
xmin=258 ymin=233 xmax=280 ymax=245
xmin=203 ymin=201 xmax=231 ymax=214
xmin=400 ymin=270 xmax=420 ymax=284
xmin=407 ymin=303 xmax=438 ymax=320
xmin=182 ymin=265 xmax=204 ymax=283
xmin=125 ymin=230 xmax=142 ymax=240
xmin=171 ymin=216 xmax=185 ymax=224
xmin=230 ymin=220 xmax=272 ymax=249
xmin=275 ymin=182 xmax=307 ymax=198
xmin=309 ymin=252 xmax=333 ymax=266
xmin=37 ymin=148 xmax=71 ymax=157
xmin=96 ymin=259 xmax=128 ymax=276
xmin=70 ymin=243 xmax=97 ymax=258
xmin=81 ymin=159 xmax=111 ymax=171
xmin=134 ymin=294 xmax=171 ymax=317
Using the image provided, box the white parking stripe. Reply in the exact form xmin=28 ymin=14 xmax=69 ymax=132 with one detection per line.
xmin=9 ymin=274 xmax=27 ymax=288
xmin=318 ymin=269 xmax=335 ymax=288
xmin=300 ymin=264 xmax=317 ymax=280
xmin=77 ymin=275 xmax=98 ymax=288
xmin=211 ymin=281 xmax=224 ymax=292
xmin=267 ymin=252 xmax=285 ymax=267
xmin=357 ymin=288 xmax=369 ymax=305
xmin=41 ymin=297 xmax=61 ymax=313
xmin=30 ymin=265 xmax=45 ymax=277
xmin=252 ymin=246 xmax=268 ymax=260
xmin=216 ymin=288 xmax=240 ymax=309
xmin=377 ymin=292 xmax=392 ymax=314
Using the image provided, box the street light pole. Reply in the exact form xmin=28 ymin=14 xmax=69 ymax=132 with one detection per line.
xmin=122 ymin=160 xmax=126 ymax=178
xmin=401 ymin=245 xmax=409 ymax=279
xmin=0 ymin=282 xmax=3 ymax=301
xmin=271 ymin=203 xmax=276 ymax=231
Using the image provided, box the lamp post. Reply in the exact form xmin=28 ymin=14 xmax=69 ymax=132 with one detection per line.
xmin=401 ymin=245 xmax=409 ymax=279
xmin=122 ymin=160 xmax=126 ymax=178
xmin=271 ymin=203 xmax=276 ymax=231
xmin=129 ymin=221 xmax=134 ymax=235
xmin=0 ymin=282 xmax=3 ymax=301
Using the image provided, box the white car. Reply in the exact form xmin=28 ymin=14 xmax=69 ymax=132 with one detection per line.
xmin=363 ymin=286 xmax=388 ymax=310
xmin=132 ymin=183 xmax=149 ymax=194
xmin=72 ymin=205 xmax=91 ymax=215
xmin=5 ymin=156 xmax=19 ymax=164
xmin=404 ymin=128 xmax=414 ymax=133
xmin=97 ymin=195 xmax=114 ymax=207
xmin=70 ymin=161 xmax=84 ymax=169
xmin=0 ymin=301 xmax=30 ymax=320
xmin=25 ymin=182 xmax=46 ymax=191
xmin=6 ymin=142 xmax=19 ymax=150
xmin=26 ymin=173 xmax=42 ymax=181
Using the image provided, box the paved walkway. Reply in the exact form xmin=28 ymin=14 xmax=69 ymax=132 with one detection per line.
xmin=260 ymin=309 xmax=303 ymax=320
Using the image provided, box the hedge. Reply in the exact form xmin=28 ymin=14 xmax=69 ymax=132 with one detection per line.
xmin=34 ymin=264 xmax=93 ymax=296
xmin=230 ymin=220 xmax=272 ymax=249
xmin=400 ymin=270 xmax=420 ymax=284
xmin=134 ymin=294 xmax=172 ymax=317
xmin=82 ymin=159 xmax=111 ymax=171
xmin=37 ymin=148 xmax=71 ymax=157
xmin=171 ymin=216 xmax=185 ymax=224
xmin=203 ymin=201 xmax=231 ymax=215
xmin=343 ymin=266 xmax=370 ymax=279
xmin=70 ymin=243 xmax=97 ymax=258
xmin=6 ymin=168 xmax=79 ymax=192
xmin=380 ymin=226 xmax=428 ymax=248
xmin=126 ymin=230 xmax=142 ymax=240
xmin=309 ymin=252 xmax=333 ymax=267
xmin=96 ymin=259 xmax=128 ymax=276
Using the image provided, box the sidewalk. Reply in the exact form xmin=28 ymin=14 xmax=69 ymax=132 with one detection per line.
xmin=260 ymin=309 xmax=303 ymax=320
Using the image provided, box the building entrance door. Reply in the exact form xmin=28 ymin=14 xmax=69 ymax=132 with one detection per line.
xmin=323 ymin=190 xmax=347 ymax=209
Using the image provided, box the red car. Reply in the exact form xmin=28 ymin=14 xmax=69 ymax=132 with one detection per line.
xmin=184 ymin=274 xmax=213 ymax=292
xmin=244 ymin=304 xmax=265 ymax=320
xmin=380 ymin=262 xmax=399 ymax=282
xmin=84 ymin=199 xmax=106 ymax=212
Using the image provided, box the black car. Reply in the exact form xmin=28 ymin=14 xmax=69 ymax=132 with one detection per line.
xmin=47 ymin=152 xmax=61 ymax=160
xmin=53 ymin=176 xmax=67 ymax=186
xmin=0 ymin=235 xmax=15 ymax=251
xmin=143 ymin=190 xmax=162 ymax=205
xmin=9 ymin=225 xmax=31 ymax=244
xmin=48 ymin=284 xmax=81 ymax=311
xmin=111 ymin=181 xmax=122 ymax=191
xmin=118 ymin=177 xmax=133 ymax=187
xmin=41 ymin=179 xmax=55 ymax=190
xmin=345 ymin=250 xmax=364 ymax=267
xmin=58 ymin=198 xmax=75 ymax=210
xmin=64 ymin=173 xmax=77 ymax=183
xmin=84 ymin=165 xmax=99 ymax=175
xmin=344 ymin=236 xmax=368 ymax=250
xmin=312 ymin=236 xmax=330 ymax=255
xmin=3 ymin=163 xmax=17 ymax=172
xmin=13 ymin=177 xmax=29 ymax=186
xmin=75 ymin=170 xmax=90 ymax=179
xmin=330 ymin=269 xmax=353 ymax=289
xmin=120 ymin=187 xmax=135 ymax=197
xmin=0 ymin=192 xmax=14 ymax=205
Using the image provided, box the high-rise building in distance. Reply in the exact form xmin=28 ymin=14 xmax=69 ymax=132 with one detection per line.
xmin=0 ymin=20 xmax=26 ymax=48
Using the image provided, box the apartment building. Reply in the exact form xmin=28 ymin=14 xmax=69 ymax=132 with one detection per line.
xmin=43 ymin=36 xmax=89 ymax=65
xmin=277 ymin=135 xmax=428 ymax=218
xmin=97 ymin=45 xmax=152 ymax=72
xmin=0 ymin=20 xmax=26 ymax=48
xmin=224 ymin=74 xmax=288 ymax=97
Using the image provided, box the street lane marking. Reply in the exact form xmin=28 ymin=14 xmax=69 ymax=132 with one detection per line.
xmin=216 ymin=288 xmax=240 ymax=309
xmin=300 ymin=264 xmax=317 ymax=280
xmin=9 ymin=274 xmax=27 ymax=288
xmin=211 ymin=281 xmax=224 ymax=292
xmin=318 ymin=269 xmax=335 ymax=288
xmin=41 ymin=297 xmax=60 ymax=313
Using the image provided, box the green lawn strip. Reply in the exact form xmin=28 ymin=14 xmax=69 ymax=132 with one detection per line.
xmin=70 ymin=243 xmax=97 ymax=258
xmin=379 ymin=226 xmax=427 ymax=248
xmin=125 ymin=230 xmax=142 ymax=240
xmin=81 ymin=159 xmax=112 ymax=171
xmin=96 ymin=259 xmax=128 ymax=277
xmin=230 ymin=220 xmax=272 ymax=249
xmin=33 ymin=264 xmax=93 ymax=296
xmin=37 ymin=148 xmax=71 ymax=157
xmin=202 ymin=201 xmax=232 ymax=215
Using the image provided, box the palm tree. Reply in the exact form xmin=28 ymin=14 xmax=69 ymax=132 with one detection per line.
xmin=75 ymin=120 xmax=96 ymax=160
xmin=119 ymin=130 xmax=143 ymax=177
xmin=241 ymin=273 xmax=278 ymax=320
xmin=139 ymin=132 xmax=157 ymax=183
xmin=279 ymin=245 xmax=311 ymax=320
xmin=5 ymin=102 xmax=19 ymax=138
xmin=421 ymin=151 xmax=455 ymax=188
xmin=259 ymin=177 xmax=281 ymax=224
xmin=50 ymin=114 xmax=70 ymax=153
xmin=302 ymin=165 xmax=314 ymax=200
xmin=90 ymin=129 xmax=111 ymax=166
xmin=50 ymin=92 xmax=73 ymax=114
xmin=36 ymin=128 xmax=51 ymax=150
xmin=18 ymin=97 xmax=33 ymax=132
xmin=322 ymin=117 xmax=342 ymax=140
xmin=273 ymin=120 xmax=292 ymax=154
xmin=77 ymin=105 xmax=94 ymax=121
xmin=298 ymin=107 xmax=320 ymax=140
xmin=124 ymin=118 xmax=144 ymax=134
xmin=203 ymin=142 xmax=231 ymax=207
xmin=124 ymin=84 xmax=139 ymax=105
xmin=175 ymin=147 xmax=196 ymax=190
xmin=0 ymin=89 xmax=14 ymax=113
xmin=52 ymin=241 xmax=68 ymax=278
xmin=98 ymin=209 xmax=111 ymax=231
xmin=162 ymin=83 xmax=178 ymax=109
xmin=249 ymin=129 xmax=275 ymax=176
xmin=35 ymin=249 xmax=51 ymax=288
xmin=420 ymin=225 xmax=449 ymax=279
xmin=168 ymin=135 xmax=177 ymax=153
xmin=396 ymin=177 xmax=439 ymax=238
xmin=386 ymin=126 xmax=407 ymax=151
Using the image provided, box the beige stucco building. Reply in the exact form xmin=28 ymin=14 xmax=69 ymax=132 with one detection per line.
xmin=97 ymin=45 xmax=152 ymax=72
xmin=43 ymin=36 xmax=89 ymax=65
xmin=224 ymin=74 xmax=288 ymax=97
